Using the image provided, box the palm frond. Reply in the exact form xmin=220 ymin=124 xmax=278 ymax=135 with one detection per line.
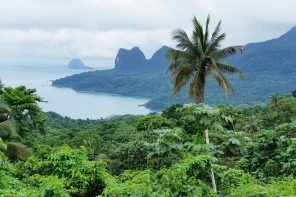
xmin=0 ymin=100 xmax=16 ymax=140
xmin=192 ymin=16 xmax=207 ymax=54
xmin=172 ymin=28 xmax=194 ymax=51
xmin=192 ymin=16 xmax=204 ymax=46
xmin=213 ymin=45 xmax=244 ymax=59
xmin=194 ymin=35 xmax=205 ymax=58
xmin=172 ymin=65 xmax=195 ymax=96
xmin=210 ymin=20 xmax=222 ymax=43
xmin=0 ymin=119 xmax=17 ymax=140
xmin=207 ymin=33 xmax=226 ymax=54
xmin=0 ymin=101 xmax=10 ymax=113
xmin=211 ymin=68 xmax=234 ymax=96
xmin=208 ymin=58 xmax=234 ymax=95
xmin=204 ymin=15 xmax=211 ymax=44
xmin=217 ymin=63 xmax=245 ymax=79
xmin=167 ymin=49 xmax=186 ymax=72
xmin=6 ymin=142 xmax=32 ymax=161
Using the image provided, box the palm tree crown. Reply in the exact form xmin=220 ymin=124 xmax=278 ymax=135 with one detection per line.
xmin=0 ymin=100 xmax=16 ymax=140
xmin=168 ymin=15 xmax=244 ymax=103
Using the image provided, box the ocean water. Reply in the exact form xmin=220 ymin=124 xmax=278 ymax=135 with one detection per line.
xmin=0 ymin=65 xmax=151 ymax=119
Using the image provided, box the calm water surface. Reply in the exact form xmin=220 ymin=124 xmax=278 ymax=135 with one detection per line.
xmin=0 ymin=65 xmax=151 ymax=119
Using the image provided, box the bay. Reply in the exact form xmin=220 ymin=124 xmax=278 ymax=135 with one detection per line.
xmin=0 ymin=65 xmax=151 ymax=119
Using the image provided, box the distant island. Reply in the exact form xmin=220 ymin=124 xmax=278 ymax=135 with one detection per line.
xmin=68 ymin=58 xmax=94 ymax=70
xmin=53 ymin=27 xmax=296 ymax=110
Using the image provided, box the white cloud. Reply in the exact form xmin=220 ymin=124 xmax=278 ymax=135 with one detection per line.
xmin=0 ymin=0 xmax=295 ymax=67
xmin=0 ymin=28 xmax=172 ymax=67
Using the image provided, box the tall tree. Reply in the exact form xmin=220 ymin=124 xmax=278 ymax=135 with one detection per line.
xmin=0 ymin=86 xmax=47 ymax=137
xmin=168 ymin=15 xmax=245 ymax=193
xmin=168 ymin=15 xmax=244 ymax=103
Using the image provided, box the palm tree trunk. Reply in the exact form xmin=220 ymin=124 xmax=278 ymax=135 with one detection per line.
xmin=205 ymin=129 xmax=217 ymax=193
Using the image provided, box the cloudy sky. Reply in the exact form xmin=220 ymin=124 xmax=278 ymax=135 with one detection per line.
xmin=0 ymin=0 xmax=295 ymax=68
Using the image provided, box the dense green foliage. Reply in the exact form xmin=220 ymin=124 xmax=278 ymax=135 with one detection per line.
xmin=1 ymin=80 xmax=296 ymax=196
xmin=238 ymin=130 xmax=296 ymax=181
xmin=0 ymin=85 xmax=47 ymax=137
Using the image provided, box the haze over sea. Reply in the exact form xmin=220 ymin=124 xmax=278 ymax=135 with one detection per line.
xmin=0 ymin=64 xmax=151 ymax=119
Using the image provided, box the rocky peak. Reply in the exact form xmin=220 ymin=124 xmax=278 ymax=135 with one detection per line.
xmin=148 ymin=46 xmax=171 ymax=71
xmin=115 ymin=46 xmax=147 ymax=70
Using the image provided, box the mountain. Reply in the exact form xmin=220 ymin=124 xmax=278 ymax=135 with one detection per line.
xmin=52 ymin=27 xmax=296 ymax=110
xmin=114 ymin=46 xmax=170 ymax=73
xmin=229 ymin=26 xmax=296 ymax=73
xmin=115 ymin=47 xmax=147 ymax=71
xmin=147 ymin=46 xmax=171 ymax=72
xmin=68 ymin=58 xmax=93 ymax=70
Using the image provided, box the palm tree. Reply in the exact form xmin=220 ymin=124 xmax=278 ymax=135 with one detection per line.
xmin=0 ymin=100 xmax=17 ymax=140
xmin=168 ymin=15 xmax=244 ymax=103
xmin=168 ymin=15 xmax=245 ymax=193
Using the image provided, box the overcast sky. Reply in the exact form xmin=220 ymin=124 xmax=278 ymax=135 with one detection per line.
xmin=0 ymin=0 xmax=295 ymax=67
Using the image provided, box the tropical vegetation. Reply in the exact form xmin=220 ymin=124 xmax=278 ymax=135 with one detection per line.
xmin=1 ymin=16 xmax=296 ymax=197
xmin=1 ymin=81 xmax=296 ymax=196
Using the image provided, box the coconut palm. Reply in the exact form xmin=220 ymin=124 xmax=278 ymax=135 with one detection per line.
xmin=168 ymin=15 xmax=244 ymax=103
xmin=168 ymin=15 xmax=245 ymax=193
xmin=0 ymin=99 xmax=31 ymax=160
xmin=0 ymin=100 xmax=17 ymax=140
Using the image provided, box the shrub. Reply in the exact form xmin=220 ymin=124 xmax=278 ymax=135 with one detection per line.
xmin=238 ymin=130 xmax=296 ymax=181
xmin=102 ymin=170 xmax=155 ymax=197
xmin=136 ymin=115 xmax=173 ymax=131
xmin=22 ymin=146 xmax=107 ymax=196
xmin=227 ymin=179 xmax=296 ymax=197
xmin=215 ymin=167 xmax=254 ymax=196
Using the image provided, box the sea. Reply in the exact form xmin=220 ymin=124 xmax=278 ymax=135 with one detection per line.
xmin=0 ymin=64 xmax=151 ymax=119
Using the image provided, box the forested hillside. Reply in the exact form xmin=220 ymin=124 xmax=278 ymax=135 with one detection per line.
xmin=52 ymin=27 xmax=296 ymax=110
xmin=1 ymin=81 xmax=296 ymax=196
